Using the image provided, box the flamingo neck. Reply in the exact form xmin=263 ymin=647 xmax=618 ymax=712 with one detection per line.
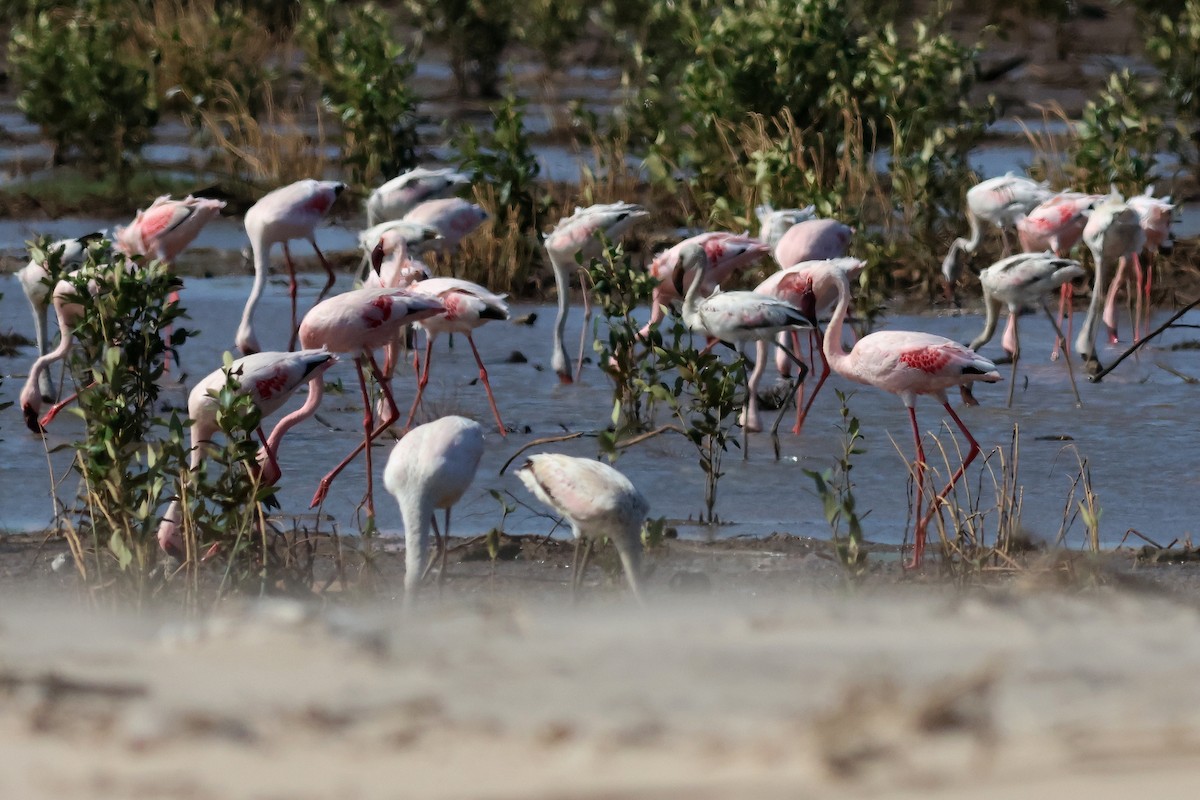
xmin=823 ymin=272 xmax=854 ymax=376
xmin=262 ymin=377 xmax=325 ymax=469
xmin=961 ymin=206 xmax=983 ymax=252
xmin=401 ymin=492 xmax=434 ymax=601
xmin=237 ymin=237 xmax=272 ymax=351
xmin=679 ymin=254 xmax=707 ymax=330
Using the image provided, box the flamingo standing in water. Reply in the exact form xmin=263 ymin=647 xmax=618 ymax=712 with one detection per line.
xmin=155 ymin=349 xmax=338 ymax=556
xmin=18 ymin=234 xmax=102 ymax=402
xmin=968 ymin=252 xmax=1086 ymax=406
xmin=1106 ymin=188 xmax=1174 ymax=343
xmin=383 ymin=415 xmax=485 ymax=600
xmin=773 ymin=219 xmax=854 ymax=268
xmin=236 ymin=179 xmax=346 ymax=354
xmin=675 ymin=254 xmax=813 ymax=437
xmin=544 ymin=202 xmax=649 ymax=383
xmin=823 ymin=267 xmax=1001 ymax=567
xmin=1014 ymin=191 xmax=1103 ymax=356
xmin=755 ymin=204 xmax=817 ymax=249
xmin=1079 ymin=196 xmax=1144 ymax=375
xmin=404 ymin=277 xmax=510 ymax=434
xmin=298 ymin=287 xmax=445 ymax=520
xmin=754 ymin=257 xmax=867 ymax=432
xmin=517 ymin=453 xmax=648 ymax=601
xmin=366 ymin=167 xmax=471 ymax=226
xmin=941 ymin=173 xmax=1053 ymax=299
xmin=639 ymin=231 xmax=772 ymax=341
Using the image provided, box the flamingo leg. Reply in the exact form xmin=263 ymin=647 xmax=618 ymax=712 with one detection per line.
xmin=1042 ymin=303 xmax=1082 ymax=407
xmin=793 ymin=329 xmax=828 ymax=434
xmin=283 ymin=242 xmax=299 ymax=351
xmin=742 ymin=342 xmax=766 ymax=437
xmin=1131 ymin=253 xmax=1144 ymax=344
xmin=1141 ymin=252 xmax=1154 ymax=341
xmin=439 ymin=507 xmax=452 ymax=587
xmin=1006 ymin=312 xmax=1020 ymax=408
xmin=1052 ymin=281 xmax=1071 ymax=361
xmin=404 ymin=337 xmax=435 ymax=432
xmin=573 ymin=537 xmax=595 ymax=598
xmin=1103 ymin=254 xmax=1128 ymax=344
xmin=906 ymin=405 xmax=928 ymax=570
xmin=575 ymin=267 xmax=592 ymax=381
xmin=466 ymin=333 xmax=506 ymax=436
xmin=916 ymin=401 xmax=984 ymax=553
xmin=310 ymin=353 xmax=401 ymax=512
xmin=311 ymin=237 xmax=337 ymax=302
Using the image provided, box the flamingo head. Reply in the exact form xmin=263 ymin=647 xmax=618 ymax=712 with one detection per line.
xmin=671 ymin=262 xmax=688 ymax=296
xmin=940 ymin=243 xmax=966 ymax=305
xmin=19 ymin=381 xmax=44 ymax=434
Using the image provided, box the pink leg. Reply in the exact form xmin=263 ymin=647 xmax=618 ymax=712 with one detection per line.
xmin=1141 ymin=252 xmax=1154 ymax=341
xmin=467 ymin=333 xmax=506 ymax=436
xmin=284 ymin=242 xmax=299 ymax=351
xmin=311 ymin=238 xmax=337 ymax=302
xmin=1052 ymin=282 xmax=1070 ymax=360
xmin=1131 ymin=253 xmax=1145 ymax=343
xmin=793 ymin=330 xmax=829 ymax=435
xmin=906 ymin=405 xmax=927 ymax=570
xmin=1103 ymin=255 xmax=1128 ymax=344
xmin=915 ymin=402 xmax=984 ymax=555
xmin=405 ymin=338 xmax=434 ymax=431
xmin=310 ymin=353 xmax=401 ymax=514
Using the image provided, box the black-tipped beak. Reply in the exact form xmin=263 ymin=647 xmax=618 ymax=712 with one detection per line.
xmin=333 ymin=183 xmax=346 ymax=197
xmin=23 ymin=404 xmax=44 ymax=434
xmin=798 ymin=287 xmax=818 ymax=326
xmin=371 ymin=239 xmax=386 ymax=273
xmin=672 ymin=264 xmax=685 ymax=296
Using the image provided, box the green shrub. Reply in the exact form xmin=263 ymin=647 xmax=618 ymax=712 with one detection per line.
xmin=405 ymin=0 xmax=513 ymax=98
xmin=299 ymin=0 xmax=420 ymax=187
xmin=10 ymin=1 xmax=159 ymax=182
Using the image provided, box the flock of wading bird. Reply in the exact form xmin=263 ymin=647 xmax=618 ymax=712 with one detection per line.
xmin=10 ymin=168 xmax=1180 ymax=598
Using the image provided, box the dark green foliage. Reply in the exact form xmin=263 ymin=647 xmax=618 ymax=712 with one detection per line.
xmin=10 ymin=2 xmax=159 ymax=181
xmin=299 ymin=0 xmax=420 ymax=187
xmin=405 ymin=0 xmax=513 ymax=98
xmin=54 ymin=241 xmax=191 ymax=597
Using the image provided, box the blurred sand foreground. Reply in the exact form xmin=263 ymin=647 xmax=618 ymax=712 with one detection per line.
xmin=3 ymin=579 xmax=1200 ymax=799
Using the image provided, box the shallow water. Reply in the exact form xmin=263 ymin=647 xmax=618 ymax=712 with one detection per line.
xmin=2 ymin=271 xmax=1198 ymax=550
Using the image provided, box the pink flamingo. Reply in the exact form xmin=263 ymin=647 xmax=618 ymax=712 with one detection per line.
xmin=401 ymin=197 xmax=488 ymax=255
xmin=383 ymin=415 xmax=485 ymax=600
xmin=773 ymin=219 xmax=853 ymax=268
xmin=1106 ymin=188 xmax=1174 ymax=343
xmin=1079 ymin=196 xmax=1144 ymax=375
xmin=755 ymin=204 xmax=817 ymax=249
xmin=941 ymin=173 xmax=1053 ymax=298
xmin=640 ymin=231 xmax=772 ymax=342
xmin=968 ymin=252 xmax=1086 ymax=406
xmin=114 ymin=194 xmax=226 ymax=263
xmin=544 ymin=202 xmax=649 ymax=383
xmin=355 ymin=219 xmax=441 ymax=281
xmin=517 ymin=453 xmax=648 ymax=600
xmin=155 ymin=349 xmax=338 ymax=556
xmin=17 ymin=234 xmax=102 ymax=402
xmin=298 ymin=287 xmax=446 ymax=519
xmin=236 ymin=179 xmax=346 ymax=355
xmin=366 ymin=167 xmax=471 ymax=226
xmin=754 ymin=257 xmax=867 ymax=432
xmin=404 ymin=277 xmax=510 ymax=435
xmin=676 ymin=253 xmax=813 ymax=436
xmin=822 ymin=267 xmax=1000 ymax=567
xmin=20 ymin=275 xmax=91 ymax=432
xmin=1015 ymin=191 xmax=1103 ymax=356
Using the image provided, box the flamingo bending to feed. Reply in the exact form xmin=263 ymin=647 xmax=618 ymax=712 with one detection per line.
xmin=544 ymin=202 xmax=649 ymax=383
xmin=773 ymin=219 xmax=854 ymax=268
xmin=1014 ymin=191 xmax=1103 ymax=356
xmin=968 ymin=253 xmax=1086 ymax=406
xmin=383 ymin=415 xmax=485 ymax=600
xmin=366 ymin=167 xmax=471 ymax=226
xmin=1079 ymin=196 xmax=1144 ymax=375
xmin=755 ymin=204 xmax=817 ymax=249
xmin=823 ymin=267 xmax=1000 ymax=567
xmin=356 ymin=219 xmax=442 ymax=282
xmin=236 ymin=179 xmax=346 ymax=354
xmin=298 ymin=287 xmax=445 ymax=519
xmin=675 ymin=254 xmax=814 ymax=437
xmin=941 ymin=173 xmax=1052 ymax=298
xmin=754 ymin=257 xmax=867 ymax=432
xmin=517 ymin=453 xmax=648 ymax=601
xmin=640 ymin=231 xmax=772 ymax=341
xmin=1106 ymin=188 xmax=1174 ymax=343
xmin=405 ymin=277 xmax=510 ymax=434
xmin=155 ymin=349 xmax=338 ymax=556
xmin=18 ymin=234 xmax=102 ymax=402
xmin=115 ymin=194 xmax=226 ymax=263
